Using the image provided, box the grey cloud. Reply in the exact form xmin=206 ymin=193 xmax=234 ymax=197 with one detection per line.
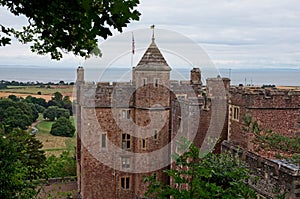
xmin=1 ymin=0 xmax=300 ymax=69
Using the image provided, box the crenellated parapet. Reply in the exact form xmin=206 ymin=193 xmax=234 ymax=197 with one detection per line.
xmin=79 ymin=78 xmax=207 ymax=109
xmin=228 ymin=86 xmax=300 ymax=147
xmin=79 ymin=81 xmax=136 ymax=108
xmin=230 ymin=86 xmax=300 ymax=109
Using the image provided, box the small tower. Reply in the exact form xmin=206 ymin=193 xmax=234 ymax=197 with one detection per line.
xmin=134 ymin=26 xmax=171 ymax=108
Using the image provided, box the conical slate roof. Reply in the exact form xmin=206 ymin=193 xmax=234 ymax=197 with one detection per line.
xmin=135 ymin=40 xmax=171 ymax=71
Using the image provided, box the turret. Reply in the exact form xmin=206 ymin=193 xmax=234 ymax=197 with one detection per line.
xmin=133 ymin=31 xmax=171 ymax=108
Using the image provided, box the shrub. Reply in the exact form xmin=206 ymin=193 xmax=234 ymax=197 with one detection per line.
xmin=50 ymin=117 xmax=75 ymax=137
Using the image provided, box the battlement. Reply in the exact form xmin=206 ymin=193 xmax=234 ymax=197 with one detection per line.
xmin=230 ymin=86 xmax=300 ymax=109
xmin=222 ymin=141 xmax=300 ymax=198
xmin=230 ymin=86 xmax=300 ymax=96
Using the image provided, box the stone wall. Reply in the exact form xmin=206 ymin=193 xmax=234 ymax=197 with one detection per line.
xmin=222 ymin=141 xmax=300 ymax=199
xmin=38 ymin=177 xmax=77 ymax=199
xmin=229 ymin=87 xmax=300 ymax=149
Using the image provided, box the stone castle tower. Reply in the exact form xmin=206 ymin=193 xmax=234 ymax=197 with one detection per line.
xmin=75 ymin=34 xmax=230 ymax=198
xmin=76 ymin=36 xmax=177 ymax=199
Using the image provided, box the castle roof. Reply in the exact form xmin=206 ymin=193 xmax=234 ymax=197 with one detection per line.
xmin=135 ymin=40 xmax=171 ymax=71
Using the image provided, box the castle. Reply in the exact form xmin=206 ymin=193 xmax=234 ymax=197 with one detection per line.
xmin=76 ymin=36 xmax=300 ymax=198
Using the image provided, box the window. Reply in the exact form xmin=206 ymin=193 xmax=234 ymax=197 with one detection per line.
xmin=153 ymin=130 xmax=158 ymax=140
xmin=232 ymin=106 xmax=240 ymax=121
xmin=143 ymin=78 xmax=147 ymax=86
xmin=154 ymin=78 xmax=159 ymax=87
xmin=141 ymin=139 xmax=146 ymax=149
xmin=121 ymin=177 xmax=130 ymax=190
xmin=121 ymin=157 xmax=130 ymax=169
xmin=101 ymin=133 xmax=107 ymax=149
xmin=122 ymin=133 xmax=131 ymax=150
xmin=121 ymin=109 xmax=131 ymax=120
xmin=153 ymin=173 xmax=157 ymax=180
xmin=178 ymin=117 xmax=182 ymax=132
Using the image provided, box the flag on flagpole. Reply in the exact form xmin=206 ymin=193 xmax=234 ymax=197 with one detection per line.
xmin=132 ymin=32 xmax=135 ymax=55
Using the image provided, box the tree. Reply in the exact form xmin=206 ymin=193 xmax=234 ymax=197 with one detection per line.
xmin=145 ymin=142 xmax=256 ymax=199
xmin=45 ymin=150 xmax=76 ymax=178
xmin=43 ymin=106 xmax=58 ymax=121
xmin=48 ymin=92 xmax=64 ymax=107
xmin=0 ymin=129 xmax=46 ymax=198
xmin=27 ymin=103 xmax=39 ymax=122
xmin=50 ymin=117 xmax=75 ymax=137
xmin=0 ymin=0 xmax=141 ymax=59
xmin=0 ymin=99 xmax=36 ymax=132
xmin=34 ymin=104 xmax=46 ymax=114
xmin=62 ymin=95 xmax=73 ymax=115
xmin=7 ymin=94 xmax=19 ymax=102
xmin=43 ymin=106 xmax=70 ymax=121
xmin=52 ymin=92 xmax=63 ymax=102
xmin=24 ymin=95 xmax=47 ymax=108
xmin=56 ymin=108 xmax=70 ymax=119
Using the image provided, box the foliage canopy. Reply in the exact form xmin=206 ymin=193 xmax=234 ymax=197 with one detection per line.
xmin=145 ymin=142 xmax=256 ymax=199
xmin=0 ymin=0 xmax=140 ymax=59
xmin=0 ymin=129 xmax=46 ymax=199
xmin=50 ymin=117 xmax=75 ymax=137
xmin=0 ymin=98 xmax=37 ymax=132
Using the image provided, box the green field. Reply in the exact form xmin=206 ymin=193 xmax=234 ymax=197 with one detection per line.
xmin=1 ymin=85 xmax=74 ymax=95
xmin=35 ymin=117 xmax=76 ymax=157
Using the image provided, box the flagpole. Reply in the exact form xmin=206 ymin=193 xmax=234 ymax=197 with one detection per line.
xmin=131 ymin=32 xmax=134 ymax=68
xmin=131 ymin=49 xmax=133 ymax=68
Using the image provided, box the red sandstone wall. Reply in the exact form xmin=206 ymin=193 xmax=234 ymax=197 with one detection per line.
xmin=229 ymin=88 xmax=300 ymax=150
xmin=79 ymin=94 xmax=171 ymax=198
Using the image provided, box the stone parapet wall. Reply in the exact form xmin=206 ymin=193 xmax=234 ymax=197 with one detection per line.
xmin=230 ymin=87 xmax=300 ymax=109
xmin=222 ymin=141 xmax=300 ymax=199
xmin=38 ymin=177 xmax=78 ymax=199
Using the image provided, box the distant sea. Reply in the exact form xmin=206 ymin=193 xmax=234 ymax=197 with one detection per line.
xmin=0 ymin=65 xmax=299 ymax=86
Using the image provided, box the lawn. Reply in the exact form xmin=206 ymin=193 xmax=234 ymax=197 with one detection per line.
xmin=35 ymin=117 xmax=76 ymax=157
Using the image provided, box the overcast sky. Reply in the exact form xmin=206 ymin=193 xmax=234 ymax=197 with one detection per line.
xmin=0 ymin=0 xmax=300 ymax=69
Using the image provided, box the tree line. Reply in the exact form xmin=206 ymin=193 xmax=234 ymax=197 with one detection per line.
xmin=1 ymin=92 xmax=75 ymax=137
xmin=0 ymin=80 xmax=75 ymax=89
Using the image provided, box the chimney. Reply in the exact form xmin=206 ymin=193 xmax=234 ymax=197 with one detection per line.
xmin=77 ymin=66 xmax=84 ymax=82
xmin=190 ymin=67 xmax=202 ymax=85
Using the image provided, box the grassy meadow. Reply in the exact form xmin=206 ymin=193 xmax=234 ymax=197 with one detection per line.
xmin=0 ymin=85 xmax=74 ymax=101
xmin=35 ymin=116 xmax=76 ymax=157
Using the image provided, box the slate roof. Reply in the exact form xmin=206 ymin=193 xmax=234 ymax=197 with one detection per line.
xmin=135 ymin=40 xmax=171 ymax=71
